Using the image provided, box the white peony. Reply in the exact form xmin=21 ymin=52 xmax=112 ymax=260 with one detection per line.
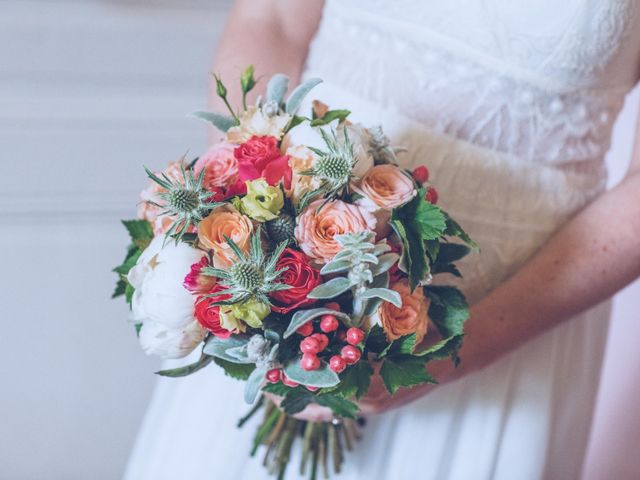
xmin=127 ymin=236 xmax=206 ymax=359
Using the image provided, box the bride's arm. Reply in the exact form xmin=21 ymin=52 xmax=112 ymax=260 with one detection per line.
xmin=356 ymin=114 xmax=640 ymax=415
xmin=209 ymin=0 xmax=323 ymax=113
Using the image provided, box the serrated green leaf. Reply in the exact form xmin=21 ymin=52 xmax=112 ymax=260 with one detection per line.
xmin=121 ymin=219 xmax=154 ymax=250
xmin=280 ymin=389 xmax=315 ymax=415
xmin=415 ymin=334 xmax=464 ymax=363
xmin=424 ymin=286 xmax=469 ymax=338
xmin=315 ymin=394 xmax=359 ymax=418
xmin=310 ymin=109 xmax=351 ymax=126
xmin=379 ymin=356 xmax=435 ymax=395
xmin=443 ymin=212 xmax=479 ymax=251
xmin=155 ymin=354 xmax=213 ymax=377
xmin=391 ymin=218 xmax=428 ymax=291
xmin=365 ymin=324 xmax=388 ymax=354
xmin=113 ymin=249 xmax=142 ymax=275
xmin=283 ymin=359 xmax=340 ymax=387
xmin=325 ymin=361 xmax=374 ymax=400
xmin=112 ymin=278 xmax=127 ymax=298
xmin=414 ymin=194 xmax=447 ymax=240
xmin=125 ymin=283 xmax=135 ymax=307
xmin=262 ymin=382 xmax=298 ymax=396
xmin=380 ymin=333 xmax=417 ymax=358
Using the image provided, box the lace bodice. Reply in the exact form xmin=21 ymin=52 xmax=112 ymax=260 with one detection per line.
xmin=306 ymin=0 xmax=640 ymax=173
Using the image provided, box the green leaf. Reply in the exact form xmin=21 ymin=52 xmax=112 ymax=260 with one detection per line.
xmin=113 ymin=249 xmax=142 ymax=275
xmin=284 ymin=115 xmax=308 ymax=134
xmin=424 ymin=285 xmax=469 ymax=337
xmin=283 ymin=360 xmax=340 ymax=387
xmin=443 ymin=212 xmax=479 ymax=251
xmin=155 ymin=354 xmax=213 ymax=377
xmin=437 ymin=242 xmax=471 ymax=264
xmin=315 ymin=394 xmax=359 ymax=418
xmin=379 ymin=356 xmax=435 ymax=395
xmin=284 ymin=308 xmax=351 ymax=339
xmin=380 ymin=333 xmax=417 ymax=358
xmin=121 ymin=219 xmax=154 ymax=250
xmin=308 ymin=277 xmax=353 ymax=299
xmin=364 ymin=324 xmax=388 ymax=354
xmin=391 ymin=190 xmax=448 ymax=290
xmin=310 ymin=109 xmax=351 ymax=126
xmin=415 ymin=334 xmax=464 ymax=363
xmin=112 ymin=278 xmax=127 ymax=298
xmin=266 ymin=73 xmax=289 ymax=105
xmin=285 ymin=78 xmax=323 ymax=114
xmin=262 ymin=382 xmax=296 ymax=396
xmin=213 ymin=357 xmax=256 ymax=380
xmin=125 ymin=283 xmax=135 ymax=307
xmin=192 ymin=111 xmax=238 ymax=132
xmin=280 ymin=389 xmax=315 ymax=415
xmin=324 ymin=361 xmax=374 ymax=400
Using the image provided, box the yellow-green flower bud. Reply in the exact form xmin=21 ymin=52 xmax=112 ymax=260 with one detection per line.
xmin=240 ymin=179 xmax=284 ymax=221
xmin=220 ymin=298 xmax=270 ymax=331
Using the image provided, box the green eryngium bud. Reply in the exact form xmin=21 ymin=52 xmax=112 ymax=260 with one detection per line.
xmin=240 ymin=65 xmax=256 ymax=94
xmin=214 ymin=74 xmax=227 ymax=98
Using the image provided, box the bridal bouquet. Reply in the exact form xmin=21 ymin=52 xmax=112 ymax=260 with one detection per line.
xmin=113 ymin=66 xmax=476 ymax=479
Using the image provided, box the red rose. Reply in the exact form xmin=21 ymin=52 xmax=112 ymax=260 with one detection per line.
xmin=194 ymin=285 xmax=232 ymax=338
xmin=235 ymin=135 xmax=292 ymax=190
xmin=270 ymin=248 xmax=321 ymax=314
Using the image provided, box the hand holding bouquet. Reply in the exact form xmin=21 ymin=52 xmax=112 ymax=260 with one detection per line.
xmin=113 ymin=66 xmax=477 ymax=478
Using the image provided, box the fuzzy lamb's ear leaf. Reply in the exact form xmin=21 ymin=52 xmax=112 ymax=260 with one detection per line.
xmin=320 ymin=259 xmax=352 ymax=275
xmin=358 ymin=288 xmax=402 ymax=307
xmin=203 ymin=336 xmax=253 ymax=363
xmin=191 ymin=111 xmax=238 ymax=132
xmin=284 ymin=360 xmax=340 ymax=387
xmin=308 ymin=277 xmax=353 ymax=299
xmin=266 ymin=73 xmax=289 ymax=105
xmin=285 ymin=78 xmax=323 ymax=114
xmin=244 ymin=367 xmax=266 ymax=404
xmin=284 ymin=308 xmax=351 ymax=338
xmin=370 ymin=253 xmax=400 ymax=277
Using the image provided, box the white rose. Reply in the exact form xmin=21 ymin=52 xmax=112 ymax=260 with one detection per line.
xmin=128 ymin=236 xmax=206 ymax=359
xmin=226 ymin=105 xmax=291 ymax=143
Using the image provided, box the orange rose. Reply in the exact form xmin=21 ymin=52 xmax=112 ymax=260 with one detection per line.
xmin=286 ymin=145 xmax=321 ymax=207
xmin=294 ymin=199 xmax=377 ymax=264
xmin=379 ymin=279 xmax=429 ymax=343
xmin=197 ymin=205 xmax=254 ymax=268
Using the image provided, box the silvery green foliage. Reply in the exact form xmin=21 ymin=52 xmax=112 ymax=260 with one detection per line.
xmin=283 ymin=360 xmax=340 ymax=388
xmin=366 ymin=125 xmax=407 ymax=165
xmin=283 ymin=307 xmax=352 ymax=338
xmin=308 ymin=232 xmax=402 ymax=325
xmin=202 ymin=228 xmax=290 ymax=305
xmin=191 ymin=111 xmax=237 ymax=132
xmin=203 ymin=334 xmax=279 ymax=404
xmin=285 ymin=78 xmax=323 ymax=114
xmin=143 ymin=162 xmax=222 ymax=243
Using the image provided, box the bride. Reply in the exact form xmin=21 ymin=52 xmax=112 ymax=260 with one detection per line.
xmin=125 ymin=1 xmax=640 ymax=478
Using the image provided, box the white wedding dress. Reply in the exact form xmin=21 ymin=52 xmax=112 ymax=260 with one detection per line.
xmin=125 ymin=1 xmax=640 ymax=479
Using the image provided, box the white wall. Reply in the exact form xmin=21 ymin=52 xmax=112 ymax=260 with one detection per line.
xmin=1 ymin=1 xmax=638 ymax=479
xmin=0 ymin=1 xmax=230 ymax=479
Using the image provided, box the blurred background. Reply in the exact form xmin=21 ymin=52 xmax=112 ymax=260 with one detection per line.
xmin=0 ymin=1 xmax=638 ymax=479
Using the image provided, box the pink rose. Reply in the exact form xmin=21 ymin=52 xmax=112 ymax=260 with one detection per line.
xmin=193 ymin=143 xmax=238 ymax=192
xmin=235 ymin=136 xmax=292 ymax=191
xmin=295 ymin=199 xmax=377 ymax=264
xmin=183 ymin=257 xmax=217 ymax=294
xmin=137 ymin=161 xmax=184 ymax=235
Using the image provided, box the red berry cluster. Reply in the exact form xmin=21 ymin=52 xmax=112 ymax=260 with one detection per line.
xmin=265 ymin=303 xmax=366 ymax=391
xmin=411 ymin=166 xmax=438 ymax=205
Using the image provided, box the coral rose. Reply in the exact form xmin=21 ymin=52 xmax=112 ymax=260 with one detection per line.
xmin=193 ymin=143 xmax=238 ymax=192
xmin=295 ymin=199 xmax=377 ymax=264
xmin=198 ymin=205 xmax=254 ymax=268
xmin=352 ymin=164 xmax=416 ymax=210
xmin=379 ymin=279 xmax=429 ymax=344
xmin=270 ymin=248 xmax=321 ymax=313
